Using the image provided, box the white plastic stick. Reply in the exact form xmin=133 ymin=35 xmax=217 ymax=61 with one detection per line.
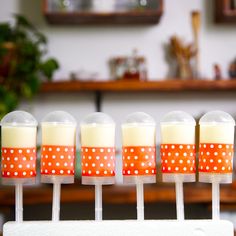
xmin=15 ymin=183 xmax=23 ymax=222
xmin=212 ymin=181 xmax=220 ymax=220
xmin=52 ymin=182 xmax=61 ymax=221
xmin=136 ymin=182 xmax=144 ymax=220
xmin=95 ymin=184 xmax=102 ymax=221
xmin=175 ymin=180 xmax=184 ymax=221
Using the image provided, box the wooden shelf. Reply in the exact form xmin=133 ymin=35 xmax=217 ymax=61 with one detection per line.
xmin=41 ymin=79 xmax=236 ymax=93
xmin=44 ymin=11 xmax=163 ymax=25
xmin=43 ymin=0 xmax=163 ymax=25
xmin=215 ymin=0 xmax=236 ymax=23
xmin=1 ymin=183 xmax=236 ymax=206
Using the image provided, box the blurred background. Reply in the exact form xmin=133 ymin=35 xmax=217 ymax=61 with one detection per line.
xmin=1 ymin=0 xmax=236 ymax=235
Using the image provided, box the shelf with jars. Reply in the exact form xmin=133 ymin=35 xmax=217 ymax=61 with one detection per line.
xmin=42 ymin=0 xmax=163 ymax=25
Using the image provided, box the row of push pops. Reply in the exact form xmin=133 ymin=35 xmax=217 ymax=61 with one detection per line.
xmin=0 ymin=110 xmax=235 ymax=222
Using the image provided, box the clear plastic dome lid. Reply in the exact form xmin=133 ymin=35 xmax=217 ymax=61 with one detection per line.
xmin=80 ymin=112 xmax=114 ymax=126
xmin=200 ymin=110 xmax=235 ymax=125
xmin=42 ymin=111 xmax=76 ymax=126
xmin=0 ymin=110 xmax=38 ymax=127
xmin=123 ymin=112 xmax=155 ymax=126
xmin=161 ymin=111 xmax=196 ymax=125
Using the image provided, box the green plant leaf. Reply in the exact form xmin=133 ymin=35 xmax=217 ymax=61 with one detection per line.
xmin=40 ymin=58 xmax=59 ymax=80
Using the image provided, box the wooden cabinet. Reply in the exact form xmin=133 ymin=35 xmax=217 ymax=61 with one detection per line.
xmin=42 ymin=0 xmax=163 ymax=25
xmin=215 ymin=0 xmax=236 ymax=23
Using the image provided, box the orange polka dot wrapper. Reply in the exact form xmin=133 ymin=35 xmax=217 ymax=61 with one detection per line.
xmin=41 ymin=145 xmax=75 ymax=176
xmin=1 ymin=147 xmax=37 ymax=178
xmin=199 ymin=143 xmax=234 ymax=174
xmin=160 ymin=144 xmax=196 ymax=174
xmin=122 ymin=146 xmax=156 ymax=176
xmin=81 ymin=147 xmax=115 ymax=177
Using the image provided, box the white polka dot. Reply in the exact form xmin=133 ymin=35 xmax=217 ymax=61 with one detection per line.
xmin=200 ymin=152 xmax=203 ymax=155
xmin=4 ymin=149 xmax=7 ymax=153
xmin=130 ymin=149 xmax=134 ymax=153
xmin=141 ymin=162 xmax=145 ymax=166
xmin=52 ymin=170 xmax=56 ymax=174
xmin=56 ymin=147 xmax=60 ymax=152
xmin=14 ymin=157 xmax=18 ymax=161
xmin=210 ymin=159 xmax=213 ymax=163
xmin=213 ymin=166 xmax=217 ymax=170
xmin=64 ymin=163 xmax=68 ymax=166
xmin=203 ymin=144 xmax=206 ymax=148
xmin=127 ymin=170 xmax=131 ymax=174
xmin=100 ymin=163 xmax=104 ymax=167
xmin=141 ymin=148 xmax=145 ymax=152
xmin=187 ymin=145 xmax=190 ymax=149
xmin=214 ymin=152 xmax=218 ymax=156
xmin=226 ymin=159 xmax=229 ymax=163
xmin=228 ymin=167 xmax=231 ymax=170
xmin=218 ymin=145 xmax=222 ymax=149
xmin=190 ymin=153 xmax=193 ymax=157
xmin=162 ymin=152 xmax=165 ymax=156
xmin=222 ymin=152 xmax=226 ymax=156
xmin=65 ymin=148 xmax=68 ymax=152
xmin=152 ymin=170 xmax=155 ymax=174
xmin=199 ymin=144 xmax=202 ymax=148
xmin=7 ymin=172 xmax=10 ymax=176
xmin=48 ymin=162 xmax=52 ymax=166
xmin=179 ymin=160 xmax=183 ymax=164
xmin=175 ymin=167 xmax=179 ymax=171
xmin=149 ymin=148 xmax=152 ymax=152
xmin=96 ymin=156 xmax=100 ymax=160
xmin=152 ymin=155 xmax=155 ymax=159
xmin=226 ymin=145 xmax=229 ymax=149
xmin=7 ymin=157 xmax=10 ymax=161
xmin=210 ymin=144 xmax=214 ymax=148
xmin=108 ymin=148 xmax=111 ymax=152
xmin=135 ymin=156 xmax=138 ymax=160
xmin=145 ymin=170 xmax=149 ymax=174
xmin=148 ymin=162 xmax=152 ymax=166
xmin=134 ymin=170 xmax=138 ymax=174
xmin=222 ymin=167 xmax=225 ymax=171
xmin=18 ymin=150 xmax=22 ymax=154
xmin=27 ymin=164 xmax=30 ymax=168
xmin=23 ymin=172 xmax=26 ymax=176
xmin=179 ymin=145 xmax=183 ymax=149
xmin=96 ymin=171 xmax=100 ymax=175
xmin=43 ymin=162 xmax=45 ymax=166
xmin=200 ymin=166 xmax=203 ymax=170
xmin=171 ymin=145 xmax=175 ymax=149
xmin=183 ymin=153 xmax=187 ymax=157
xmin=206 ymin=166 xmax=209 ymax=170
xmin=45 ymin=155 xmax=48 ymax=159
xmin=60 ymin=155 xmax=64 ymax=159
xmin=165 ymin=145 xmax=168 ymax=149
xmin=187 ymin=160 xmax=191 ymax=164
xmin=171 ymin=160 xmax=175 ymax=164
xmin=183 ymin=167 xmax=187 ymax=171
xmin=82 ymin=156 xmax=85 ymax=160
xmin=104 ymin=171 xmax=108 ymax=174
xmin=100 ymin=148 xmax=104 ymax=152
xmin=33 ymin=149 xmax=36 ymax=153
xmin=218 ymin=159 xmax=222 ymax=163
xmin=88 ymin=170 xmax=91 ymax=174
xmin=206 ymin=152 xmax=210 ymax=156
xmin=10 ymin=164 xmax=14 ymax=168
xmin=145 ymin=155 xmax=149 ymax=160
xmin=104 ymin=156 xmax=107 ymax=160
xmin=88 ymin=156 xmax=92 ymax=160
xmin=229 ymin=152 xmax=232 ymax=156
xmin=111 ymin=156 xmax=113 ymax=160
xmin=190 ymin=167 xmax=193 ymax=171
xmin=125 ymin=163 xmax=128 ymax=167
xmin=85 ymin=148 xmax=88 ymax=152
xmin=10 ymin=150 xmax=14 ymax=154
xmin=56 ymin=162 xmax=60 ymax=166
xmin=165 ymin=160 xmax=168 ymax=163
xmin=168 ymin=167 xmax=171 ymax=171
xmin=2 ymin=157 xmax=4 ymax=161
xmin=18 ymin=164 xmax=22 ymax=168
xmin=92 ymin=148 xmax=95 ymax=152
xmin=108 ymin=163 xmax=111 ymax=167
xmin=67 ymin=170 xmax=71 ymax=174
xmin=168 ymin=153 xmax=171 ymax=156
xmin=60 ymin=170 xmax=64 ymax=174
xmin=175 ymin=152 xmax=179 ymax=157
xmin=14 ymin=172 xmax=18 ymax=176
xmin=163 ymin=167 xmax=165 ymax=171
xmin=127 ymin=156 xmax=130 ymax=160
xmin=130 ymin=163 xmax=134 ymax=167
xmin=49 ymin=148 xmax=52 ymax=151
xmin=124 ymin=149 xmax=127 ymax=153
xmin=30 ymin=157 xmax=34 ymax=161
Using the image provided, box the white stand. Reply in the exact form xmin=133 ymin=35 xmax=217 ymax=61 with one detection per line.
xmin=4 ymin=220 xmax=234 ymax=236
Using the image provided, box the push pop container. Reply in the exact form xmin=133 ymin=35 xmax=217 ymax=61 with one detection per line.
xmin=199 ymin=111 xmax=235 ymax=183
xmin=41 ymin=111 xmax=77 ymax=184
xmin=160 ymin=111 xmax=196 ymax=183
xmin=122 ymin=112 xmax=156 ymax=184
xmin=1 ymin=111 xmax=38 ymax=185
xmin=80 ymin=112 xmax=116 ymax=185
